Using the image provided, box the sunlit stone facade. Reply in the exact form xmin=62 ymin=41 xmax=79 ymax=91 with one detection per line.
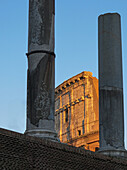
xmin=55 ymin=71 xmax=99 ymax=152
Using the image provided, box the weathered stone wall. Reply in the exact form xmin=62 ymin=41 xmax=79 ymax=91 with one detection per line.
xmin=55 ymin=71 xmax=99 ymax=152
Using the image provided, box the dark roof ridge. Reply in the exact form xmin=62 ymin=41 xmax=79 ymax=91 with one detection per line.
xmin=0 ymin=128 xmax=127 ymax=166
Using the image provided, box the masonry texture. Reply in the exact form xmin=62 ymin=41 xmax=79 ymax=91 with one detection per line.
xmin=98 ymin=13 xmax=124 ymax=151
xmin=55 ymin=71 xmax=99 ymax=152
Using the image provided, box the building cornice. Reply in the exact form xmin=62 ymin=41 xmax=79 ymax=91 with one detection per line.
xmin=55 ymin=71 xmax=95 ymax=95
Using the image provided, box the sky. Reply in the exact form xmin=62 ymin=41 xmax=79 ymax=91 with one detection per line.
xmin=0 ymin=0 xmax=127 ymax=147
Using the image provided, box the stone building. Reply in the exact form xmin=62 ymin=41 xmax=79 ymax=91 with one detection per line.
xmin=55 ymin=71 xmax=99 ymax=151
xmin=0 ymin=0 xmax=126 ymax=166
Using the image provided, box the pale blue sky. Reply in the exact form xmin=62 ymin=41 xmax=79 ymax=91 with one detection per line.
xmin=0 ymin=0 xmax=127 ymax=147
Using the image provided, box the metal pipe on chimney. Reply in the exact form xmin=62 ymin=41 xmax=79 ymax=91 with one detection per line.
xmin=25 ymin=0 xmax=57 ymax=140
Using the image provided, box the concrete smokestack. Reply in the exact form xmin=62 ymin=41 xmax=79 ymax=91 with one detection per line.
xmin=98 ymin=13 xmax=126 ymax=157
xmin=25 ymin=0 xmax=57 ymax=140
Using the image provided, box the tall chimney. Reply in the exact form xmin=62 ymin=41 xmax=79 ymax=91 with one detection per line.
xmin=25 ymin=0 xmax=57 ymax=140
xmin=98 ymin=13 xmax=126 ymax=157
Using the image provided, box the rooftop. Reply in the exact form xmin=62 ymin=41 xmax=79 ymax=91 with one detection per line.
xmin=0 ymin=128 xmax=127 ymax=169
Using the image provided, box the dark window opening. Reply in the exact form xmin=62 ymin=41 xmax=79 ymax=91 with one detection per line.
xmin=78 ymin=130 xmax=81 ymax=136
xmin=70 ymin=81 xmax=74 ymax=85
xmin=95 ymin=147 xmax=99 ymax=152
xmin=80 ymin=76 xmax=84 ymax=80
xmin=82 ymin=120 xmax=85 ymax=134
xmin=80 ymin=145 xmax=85 ymax=148
xmin=65 ymin=109 xmax=68 ymax=122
